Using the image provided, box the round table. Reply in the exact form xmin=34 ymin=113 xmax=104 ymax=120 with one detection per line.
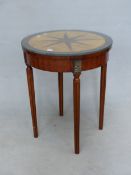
xmin=21 ymin=30 xmax=112 ymax=154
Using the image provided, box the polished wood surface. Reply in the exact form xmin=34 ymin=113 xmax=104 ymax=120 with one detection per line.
xmin=99 ymin=64 xmax=107 ymax=129
xmin=26 ymin=66 xmax=38 ymax=138
xmin=58 ymin=72 xmax=63 ymax=116
xmin=22 ymin=30 xmax=112 ymax=154
xmin=73 ymin=73 xmax=81 ymax=154
xmin=23 ymin=30 xmax=107 ymax=54
xmin=24 ymin=50 xmax=109 ymax=72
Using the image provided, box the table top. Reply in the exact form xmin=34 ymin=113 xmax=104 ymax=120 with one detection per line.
xmin=21 ymin=30 xmax=112 ymax=56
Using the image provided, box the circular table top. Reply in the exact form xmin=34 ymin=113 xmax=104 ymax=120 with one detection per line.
xmin=21 ymin=30 xmax=112 ymax=56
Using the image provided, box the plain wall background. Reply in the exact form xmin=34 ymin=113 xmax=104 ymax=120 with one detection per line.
xmin=0 ymin=0 xmax=131 ymax=175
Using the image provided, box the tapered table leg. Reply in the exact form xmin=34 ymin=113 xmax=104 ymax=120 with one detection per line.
xmin=26 ymin=66 xmax=38 ymax=137
xmin=73 ymin=73 xmax=81 ymax=154
xmin=58 ymin=72 xmax=63 ymax=116
xmin=99 ymin=64 xmax=107 ymax=130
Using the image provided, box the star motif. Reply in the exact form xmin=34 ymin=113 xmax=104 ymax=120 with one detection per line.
xmin=43 ymin=32 xmax=102 ymax=51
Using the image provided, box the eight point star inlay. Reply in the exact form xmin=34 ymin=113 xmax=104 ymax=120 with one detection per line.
xmin=43 ymin=32 xmax=102 ymax=51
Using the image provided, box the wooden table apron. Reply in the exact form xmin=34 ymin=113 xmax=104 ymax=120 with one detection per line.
xmin=24 ymin=49 xmax=109 ymax=72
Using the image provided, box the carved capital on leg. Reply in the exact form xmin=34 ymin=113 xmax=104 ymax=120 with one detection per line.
xmin=73 ymin=60 xmax=81 ymax=75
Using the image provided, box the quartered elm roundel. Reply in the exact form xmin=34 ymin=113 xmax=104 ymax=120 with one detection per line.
xmin=22 ymin=30 xmax=112 ymax=56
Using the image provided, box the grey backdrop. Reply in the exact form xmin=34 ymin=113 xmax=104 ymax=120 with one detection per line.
xmin=0 ymin=0 xmax=131 ymax=175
